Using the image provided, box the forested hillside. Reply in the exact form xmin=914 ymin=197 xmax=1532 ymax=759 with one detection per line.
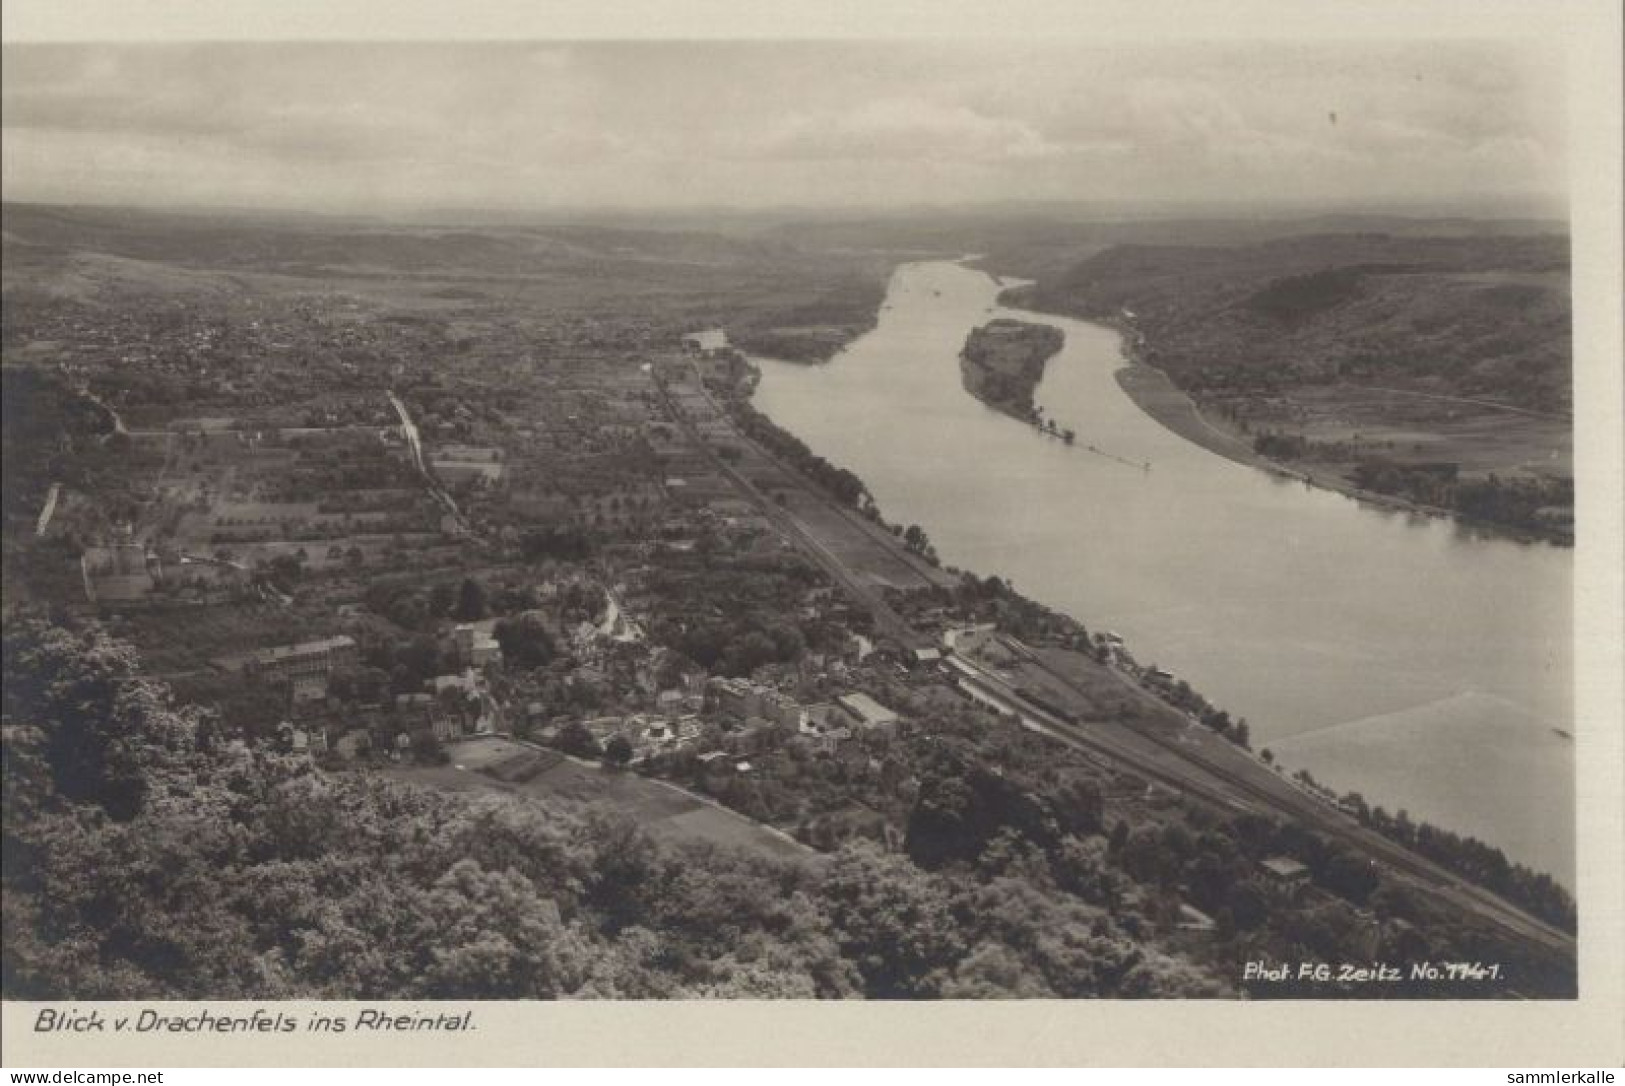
xmin=1003 ymin=233 xmax=1570 ymax=415
xmin=999 ymin=232 xmax=1573 ymax=539
xmin=2 ymin=618 xmax=1574 ymax=999
xmin=1 ymin=620 xmax=1227 ymax=999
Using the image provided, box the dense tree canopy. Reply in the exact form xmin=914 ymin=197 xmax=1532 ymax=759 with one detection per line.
xmin=1 ymin=620 xmax=1573 ymax=1000
xmin=1 ymin=620 xmax=1241 ymax=1000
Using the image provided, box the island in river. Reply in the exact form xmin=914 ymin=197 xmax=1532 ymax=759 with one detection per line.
xmin=751 ymin=258 xmax=1574 ymax=894
xmin=991 ymin=232 xmax=1573 ymax=544
xmin=959 ymin=319 xmax=1067 ymax=431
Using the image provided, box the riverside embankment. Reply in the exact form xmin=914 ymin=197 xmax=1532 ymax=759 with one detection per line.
xmin=750 ymin=258 xmax=1574 ymax=886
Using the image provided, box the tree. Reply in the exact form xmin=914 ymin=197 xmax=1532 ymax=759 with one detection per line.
xmin=1107 ymin=819 xmax=1130 ymax=859
xmin=494 ymin=615 xmax=556 ymax=671
xmin=453 ymin=578 xmax=487 ymax=622
xmin=820 ymin=844 xmax=968 ymax=998
xmin=555 ymin=721 xmax=601 ymax=758
xmin=1223 ymin=881 xmax=1270 ymax=931
xmin=393 ymin=635 xmax=444 ymax=687
xmin=411 ymin=730 xmax=449 ymax=764
xmin=604 ymin=735 xmax=634 ymax=767
xmin=264 ymin=553 xmax=304 ymax=593
xmin=2 ymin=621 xmax=184 ymax=822
xmin=721 ymin=631 xmax=778 ymax=677
xmin=904 ymin=760 xmax=1061 ymax=870
xmin=1052 ymin=775 xmax=1104 ymax=836
xmin=428 ymin=581 xmax=457 ymax=616
xmin=328 ymin=666 xmax=389 ymax=705
xmin=1319 ymin=848 xmax=1380 ymax=905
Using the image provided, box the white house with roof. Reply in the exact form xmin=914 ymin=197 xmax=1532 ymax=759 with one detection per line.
xmin=835 ymin=691 xmax=900 ymax=729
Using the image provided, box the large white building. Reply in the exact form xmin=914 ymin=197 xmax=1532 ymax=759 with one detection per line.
xmin=246 ymin=635 xmax=358 ymax=694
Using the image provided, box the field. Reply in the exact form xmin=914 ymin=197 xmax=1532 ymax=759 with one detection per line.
xmin=779 ymin=489 xmax=951 ymax=590
xmin=662 ymin=362 xmax=954 ymax=592
xmin=389 ymin=737 xmax=819 ymax=864
xmin=1269 ymin=384 xmax=1570 ymax=479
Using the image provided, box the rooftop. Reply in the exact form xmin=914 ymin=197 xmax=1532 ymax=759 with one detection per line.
xmin=836 ymin=691 xmax=899 ymax=727
xmin=1260 ymin=857 xmax=1310 ymax=880
xmin=251 ymin=635 xmax=356 ymax=664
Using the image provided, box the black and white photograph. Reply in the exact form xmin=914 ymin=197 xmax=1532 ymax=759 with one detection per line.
xmin=1 ymin=1 xmax=1620 ymax=1059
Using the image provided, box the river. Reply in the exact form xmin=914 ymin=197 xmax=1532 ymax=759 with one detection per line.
xmin=749 ymin=259 xmax=1574 ymax=886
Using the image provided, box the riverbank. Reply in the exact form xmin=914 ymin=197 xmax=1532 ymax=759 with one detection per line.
xmin=994 ymin=292 xmax=1566 ymax=543
xmin=747 ymin=338 xmax=1578 ymax=925
xmin=1019 ymin=304 xmax=1474 ymax=527
xmin=729 ymin=324 xmax=869 ymax=364
xmin=1108 ymin=358 xmax=1569 ymax=544
xmin=1112 ymin=363 xmax=1264 ymax=469
xmin=727 ymin=276 xmax=891 ymax=364
xmin=754 ymin=258 xmax=1573 ymax=887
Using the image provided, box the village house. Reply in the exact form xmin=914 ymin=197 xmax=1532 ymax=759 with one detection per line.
xmin=760 ymin=690 xmax=806 ymax=729
xmin=796 ymin=710 xmax=853 ymax=755
xmin=333 ymin=728 xmax=372 ymax=760
xmin=844 ymin=633 xmax=874 ymax=663
xmin=245 ymin=635 xmax=358 ymax=698
xmin=275 ymin=721 xmax=314 ymax=754
xmin=1260 ymin=856 xmax=1312 ymax=892
xmin=909 ymin=646 xmax=944 ymax=669
xmin=584 ymin=716 xmax=626 ymax=747
xmin=430 ymin=669 xmax=497 ymax=735
xmin=835 ymin=691 xmax=900 ymax=729
xmin=453 ymin=623 xmax=501 ymax=669
xmin=942 ymin=623 xmax=999 ymax=655
xmin=707 ymin=676 xmax=764 ymax=721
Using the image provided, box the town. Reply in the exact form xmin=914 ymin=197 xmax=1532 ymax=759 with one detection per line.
xmin=0 ymin=202 xmax=1579 ymax=1002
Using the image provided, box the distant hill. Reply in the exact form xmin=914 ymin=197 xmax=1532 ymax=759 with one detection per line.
xmin=0 ymin=203 xmax=893 ymax=362
xmin=1001 ymin=232 xmax=1571 ymax=416
xmin=0 ymin=202 xmax=806 ymax=279
xmin=992 ymin=230 xmax=1572 ymax=540
xmin=772 ymin=211 xmax=1566 ymax=284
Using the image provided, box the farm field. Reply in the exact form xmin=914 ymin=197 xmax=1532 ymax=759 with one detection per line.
xmin=780 ymin=489 xmax=950 ymax=591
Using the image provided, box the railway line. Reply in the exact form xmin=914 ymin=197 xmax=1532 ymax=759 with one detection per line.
xmin=970 ymin=645 xmax=1575 ymax=957
xmin=652 ymin=357 xmax=1574 ymax=966
xmin=652 ymin=364 xmax=923 ymax=646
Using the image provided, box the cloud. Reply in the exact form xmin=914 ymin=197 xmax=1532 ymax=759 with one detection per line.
xmin=749 ymin=98 xmax=1059 ymax=163
xmin=0 ymin=40 xmax=1566 ymax=211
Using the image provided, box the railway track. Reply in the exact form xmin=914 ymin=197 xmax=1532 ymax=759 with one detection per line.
xmin=653 ymin=365 xmax=921 ymax=646
xmin=1001 ymin=647 xmax=1576 ymax=957
xmin=654 ymin=360 xmax=1573 ymax=963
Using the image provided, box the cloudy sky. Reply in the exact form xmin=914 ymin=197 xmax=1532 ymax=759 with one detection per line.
xmin=0 ymin=38 xmax=1566 ymax=215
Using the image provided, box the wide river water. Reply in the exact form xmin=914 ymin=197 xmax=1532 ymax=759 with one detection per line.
xmin=751 ymin=259 xmax=1574 ymax=885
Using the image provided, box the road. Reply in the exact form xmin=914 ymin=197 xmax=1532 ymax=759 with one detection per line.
xmin=386 ymin=389 xmax=470 ymax=535
xmin=35 ymin=483 xmax=61 ymax=536
xmin=385 ymin=389 xmax=426 ymax=473
xmin=1339 ymin=383 xmax=1571 ymax=423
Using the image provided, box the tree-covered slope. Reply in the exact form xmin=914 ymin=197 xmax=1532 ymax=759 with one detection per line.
xmin=1004 ymin=233 xmax=1570 ymax=415
xmin=1 ymin=620 xmax=1228 ymax=999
